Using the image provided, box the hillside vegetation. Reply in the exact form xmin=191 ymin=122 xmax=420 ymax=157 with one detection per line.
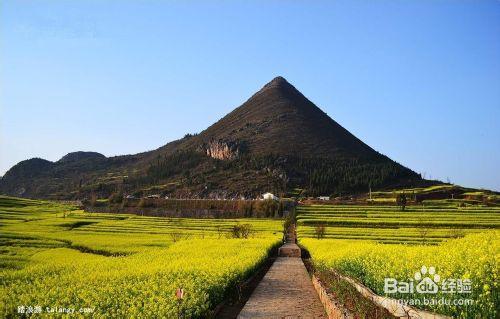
xmin=0 ymin=77 xmax=425 ymax=200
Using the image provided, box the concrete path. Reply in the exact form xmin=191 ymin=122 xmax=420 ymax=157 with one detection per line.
xmin=237 ymin=255 xmax=326 ymax=319
xmin=278 ymin=243 xmax=301 ymax=257
xmin=237 ymin=232 xmax=327 ymax=319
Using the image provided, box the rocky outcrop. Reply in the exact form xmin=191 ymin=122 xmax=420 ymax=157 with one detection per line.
xmin=205 ymin=140 xmax=241 ymax=160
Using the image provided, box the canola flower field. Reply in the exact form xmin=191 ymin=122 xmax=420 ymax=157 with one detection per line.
xmin=297 ymin=204 xmax=500 ymax=244
xmin=2 ymin=196 xmax=498 ymax=318
xmin=297 ymin=204 xmax=500 ymax=318
xmin=0 ymin=196 xmax=282 ymax=318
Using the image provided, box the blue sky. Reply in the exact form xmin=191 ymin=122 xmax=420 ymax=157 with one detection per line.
xmin=1 ymin=1 xmax=499 ymax=190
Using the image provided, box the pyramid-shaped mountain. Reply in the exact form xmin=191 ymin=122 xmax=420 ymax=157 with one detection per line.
xmin=188 ymin=76 xmax=375 ymax=158
xmin=0 ymin=77 xmax=424 ymax=199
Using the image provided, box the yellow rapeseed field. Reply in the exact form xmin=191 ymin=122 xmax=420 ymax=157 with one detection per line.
xmin=301 ymin=231 xmax=499 ymax=318
xmin=0 ymin=196 xmax=282 ymax=318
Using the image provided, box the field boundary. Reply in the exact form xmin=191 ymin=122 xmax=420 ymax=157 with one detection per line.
xmin=311 ymin=274 xmax=354 ymax=319
xmin=333 ymin=270 xmax=451 ymax=319
xmin=213 ymin=245 xmax=279 ymax=318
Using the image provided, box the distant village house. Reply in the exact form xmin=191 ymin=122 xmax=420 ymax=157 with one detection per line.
xmin=262 ymin=192 xmax=278 ymax=201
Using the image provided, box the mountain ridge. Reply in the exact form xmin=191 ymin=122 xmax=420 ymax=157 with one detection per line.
xmin=0 ymin=76 xmax=426 ymax=199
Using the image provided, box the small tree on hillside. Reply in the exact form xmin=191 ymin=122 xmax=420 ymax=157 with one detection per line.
xmin=396 ymin=193 xmax=407 ymax=211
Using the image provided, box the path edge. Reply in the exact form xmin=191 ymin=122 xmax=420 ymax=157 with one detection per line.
xmin=328 ymin=269 xmax=452 ymax=319
xmin=311 ymin=274 xmax=354 ymax=319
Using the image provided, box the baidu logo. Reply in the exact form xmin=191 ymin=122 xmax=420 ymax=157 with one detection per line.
xmin=384 ymin=266 xmax=471 ymax=294
xmin=414 ymin=266 xmax=440 ymax=293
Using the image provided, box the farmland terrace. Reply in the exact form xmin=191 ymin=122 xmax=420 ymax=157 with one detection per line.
xmin=296 ymin=204 xmax=500 ymax=244
xmin=1 ymin=196 xmax=498 ymax=318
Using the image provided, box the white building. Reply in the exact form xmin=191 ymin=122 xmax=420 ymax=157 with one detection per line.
xmin=318 ymin=196 xmax=330 ymax=201
xmin=262 ymin=192 xmax=278 ymax=201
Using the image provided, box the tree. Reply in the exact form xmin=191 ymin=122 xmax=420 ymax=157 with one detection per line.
xmin=108 ymin=191 xmax=123 ymax=204
xmin=416 ymin=217 xmax=430 ymax=244
xmin=256 ymin=199 xmax=278 ymax=217
xmin=216 ymin=225 xmax=224 ymax=239
xmin=90 ymin=193 xmax=97 ymax=206
xmin=396 ymin=193 xmax=407 ymax=211
xmin=314 ymin=224 xmax=326 ymax=239
xmin=418 ymin=227 xmax=430 ymax=244
xmin=237 ymin=200 xmax=254 ymax=217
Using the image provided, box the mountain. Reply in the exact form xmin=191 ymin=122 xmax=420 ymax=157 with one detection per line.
xmin=0 ymin=77 xmax=426 ymax=199
xmin=58 ymin=151 xmax=106 ymax=163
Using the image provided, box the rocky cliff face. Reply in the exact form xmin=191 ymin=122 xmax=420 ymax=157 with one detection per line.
xmin=205 ymin=140 xmax=240 ymax=160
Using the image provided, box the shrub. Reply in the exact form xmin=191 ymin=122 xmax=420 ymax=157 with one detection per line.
xmin=231 ymin=224 xmax=253 ymax=239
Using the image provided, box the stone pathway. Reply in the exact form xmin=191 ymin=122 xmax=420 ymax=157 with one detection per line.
xmin=237 ymin=227 xmax=326 ymax=319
